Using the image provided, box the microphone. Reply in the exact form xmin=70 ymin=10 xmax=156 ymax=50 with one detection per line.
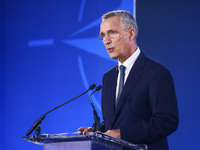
xmin=89 ymin=85 xmax=102 ymax=132
xmin=26 ymin=84 xmax=96 ymax=136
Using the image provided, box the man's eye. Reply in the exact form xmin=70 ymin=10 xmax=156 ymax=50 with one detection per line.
xmin=101 ymin=33 xmax=105 ymax=37
xmin=110 ymin=30 xmax=117 ymax=34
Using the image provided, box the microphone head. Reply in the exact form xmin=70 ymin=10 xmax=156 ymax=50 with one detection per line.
xmin=96 ymin=85 xmax=102 ymax=91
xmin=89 ymin=84 xmax=96 ymax=90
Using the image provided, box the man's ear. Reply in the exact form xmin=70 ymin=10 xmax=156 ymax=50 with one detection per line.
xmin=129 ymin=28 xmax=136 ymax=41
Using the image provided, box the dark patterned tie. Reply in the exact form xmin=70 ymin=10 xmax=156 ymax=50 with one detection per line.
xmin=116 ymin=65 xmax=126 ymax=108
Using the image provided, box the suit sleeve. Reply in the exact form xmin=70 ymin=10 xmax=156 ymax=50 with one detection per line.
xmin=120 ymin=67 xmax=179 ymax=144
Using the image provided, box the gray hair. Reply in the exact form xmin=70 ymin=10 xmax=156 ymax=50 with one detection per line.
xmin=102 ymin=10 xmax=138 ymax=40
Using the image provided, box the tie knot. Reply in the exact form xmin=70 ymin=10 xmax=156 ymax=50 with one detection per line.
xmin=120 ymin=65 xmax=125 ymax=73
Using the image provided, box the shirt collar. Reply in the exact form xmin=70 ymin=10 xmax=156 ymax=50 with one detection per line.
xmin=118 ymin=47 xmax=141 ymax=70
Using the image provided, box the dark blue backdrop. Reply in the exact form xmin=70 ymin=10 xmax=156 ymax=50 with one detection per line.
xmin=136 ymin=0 xmax=200 ymax=149
xmin=1 ymin=0 xmax=200 ymax=150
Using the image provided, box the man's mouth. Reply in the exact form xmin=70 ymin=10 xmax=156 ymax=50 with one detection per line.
xmin=107 ymin=48 xmax=114 ymax=52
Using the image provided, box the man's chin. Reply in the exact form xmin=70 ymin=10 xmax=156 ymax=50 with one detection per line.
xmin=108 ymin=54 xmax=118 ymax=60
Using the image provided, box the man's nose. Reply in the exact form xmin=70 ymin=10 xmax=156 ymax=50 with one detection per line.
xmin=104 ymin=35 xmax=111 ymax=44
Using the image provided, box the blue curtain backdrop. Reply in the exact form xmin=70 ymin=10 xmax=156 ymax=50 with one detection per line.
xmin=2 ymin=0 xmax=134 ymax=150
xmin=1 ymin=0 xmax=200 ymax=150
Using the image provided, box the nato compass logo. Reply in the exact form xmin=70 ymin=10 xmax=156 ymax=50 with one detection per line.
xmin=28 ymin=0 xmax=135 ymax=112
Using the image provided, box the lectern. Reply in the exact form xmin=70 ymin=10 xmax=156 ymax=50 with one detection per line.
xmin=22 ymin=132 xmax=147 ymax=150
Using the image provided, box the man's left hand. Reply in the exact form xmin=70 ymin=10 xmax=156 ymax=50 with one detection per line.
xmin=105 ymin=129 xmax=121 ymax=139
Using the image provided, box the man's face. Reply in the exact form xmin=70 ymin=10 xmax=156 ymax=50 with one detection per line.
xmin=100 ymin=16 xmax=132 ymax=63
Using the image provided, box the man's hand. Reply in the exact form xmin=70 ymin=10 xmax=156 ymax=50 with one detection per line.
xmin=77 ymin=127 xmax=92 ymax=133
xmin=105 ymin=129 xmax=121 ymax=139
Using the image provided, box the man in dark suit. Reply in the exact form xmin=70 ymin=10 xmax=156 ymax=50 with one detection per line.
xmin=78 ymin=10 xmax=179 ymax=150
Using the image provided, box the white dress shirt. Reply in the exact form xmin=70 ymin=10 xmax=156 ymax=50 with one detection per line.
xmin=116 ymin=47 xmax=141 ymax=100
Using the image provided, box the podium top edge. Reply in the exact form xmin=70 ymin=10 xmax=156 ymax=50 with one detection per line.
xmin=22 ymin=132 xmax=147 ymax=150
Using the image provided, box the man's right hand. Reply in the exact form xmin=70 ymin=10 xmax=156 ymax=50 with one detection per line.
xmin=77 ymin=127 xmax=92 ymax=133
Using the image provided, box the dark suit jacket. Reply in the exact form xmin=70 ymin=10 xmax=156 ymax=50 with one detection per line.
xmin=101 ymin=52 xmax=179 ymax=150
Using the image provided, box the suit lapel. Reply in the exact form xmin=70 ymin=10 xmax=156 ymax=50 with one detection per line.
xmin=110 ymin=52 xmax=146 ymax=127
xmin=105 ymin=66 xmax=118 ymax=129
xmin=109 ymin=66 xmax=118 ymax=117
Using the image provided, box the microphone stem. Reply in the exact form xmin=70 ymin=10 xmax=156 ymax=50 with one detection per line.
xmin=45 ymin=88 xmax=90 ymax=116
xmin=89 ymin=95 xmax=101 ymax=132
xmin=26 ymin=85 xmax=95 ymax=136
